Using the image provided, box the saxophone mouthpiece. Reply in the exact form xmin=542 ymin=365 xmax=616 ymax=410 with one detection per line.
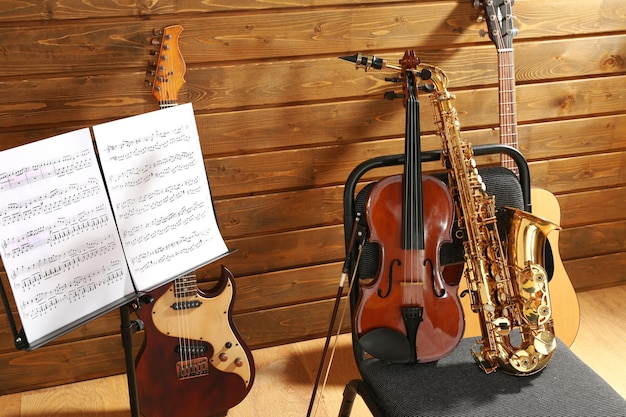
xmin=340 ymin=53 xmax=386 ymax=71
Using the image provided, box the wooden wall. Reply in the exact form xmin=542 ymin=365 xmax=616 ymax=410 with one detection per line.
xmin=1 ymin=0 xmax=625 ymax=395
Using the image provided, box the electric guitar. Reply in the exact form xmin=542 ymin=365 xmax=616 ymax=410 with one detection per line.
xmin=477 ymin=0 xmax=580 ymax=346
xmin=134 ymin=25 xmax=255 ymax=417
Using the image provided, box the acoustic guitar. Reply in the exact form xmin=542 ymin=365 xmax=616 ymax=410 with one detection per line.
xmin=475 ymin=0 xmax=580 ymax=346
xmin=134 ymin=25 xmax=255 ymax=416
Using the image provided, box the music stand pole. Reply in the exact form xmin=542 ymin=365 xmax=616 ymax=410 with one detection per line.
xmin=120 ymin=298 xmax=148 ymax=417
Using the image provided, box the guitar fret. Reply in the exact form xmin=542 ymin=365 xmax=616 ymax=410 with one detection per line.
xmin=174 ymin=275 xmax=197 ymax=297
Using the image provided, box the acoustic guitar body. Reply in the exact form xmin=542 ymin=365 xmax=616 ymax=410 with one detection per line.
xmin=135 ymin=265 xmax=254 ymax=417
xmin=457 ymin=188 xmax=580 ymax=347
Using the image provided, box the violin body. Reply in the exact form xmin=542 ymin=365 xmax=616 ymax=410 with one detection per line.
xmin=135 ymin=266 xmax=254 ymax=417
xmin=355 ymin=174 xmax=464 ymax=364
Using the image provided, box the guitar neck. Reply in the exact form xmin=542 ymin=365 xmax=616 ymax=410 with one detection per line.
xmin=498 ymin=48 xmax=519 ymax=172
xmin=174 ymin=275 xmax=198 ymax=298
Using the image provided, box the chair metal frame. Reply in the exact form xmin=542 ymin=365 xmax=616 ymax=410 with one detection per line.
xmin=339 ymin=144 xmax=530 ymax=417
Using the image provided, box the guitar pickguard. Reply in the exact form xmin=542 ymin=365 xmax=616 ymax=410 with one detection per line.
xmin=150 ymin=270 xmax=252 ymax=386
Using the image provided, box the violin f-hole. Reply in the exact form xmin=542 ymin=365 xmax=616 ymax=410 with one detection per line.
xmin=378 ymin=258 xmax=400 ymax=298
xmin=424 ymin=258 xmax=446 ymax=298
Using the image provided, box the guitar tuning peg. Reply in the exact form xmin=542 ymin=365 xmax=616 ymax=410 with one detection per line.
xmin=479 ymin=29 xmax=487 ymax=38
xmin=473 ymin=0 xmax=482 ymax=8
xmin=144 ymin=79 xmax=153 ymax=87
xmin=151 ymin=38 xmax=161 ymax=46
xmin=153 ymin=28 xmax=164 ymax=36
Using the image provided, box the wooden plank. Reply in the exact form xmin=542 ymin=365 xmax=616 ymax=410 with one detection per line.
xmin=214 ymin=185 xmax=344 ymax=238
xmin=0 ymin=308 xmax=122 ymax=354
xmin=234 ymin=297 xmax=351 ymax=348
xmin=231 ymin=262 xmax=345 ymax=313
xmin=0 ymin=0 xmax=420 ymax=23
xmin=565 ymin=252 xmax=626 ymax=290
xmin=3 ymin=71 xmax=625 ymax=163
xmin=0 ymin=333 xmax=141 ymax=394
xmin=2 ymin=33 xmax=625 ymax=133
xmin=197 ymin=225 xmax=346 ymax=279
xmin=529 ymin=151 xmax=626 ymax=194
xmin=558 ymin=186 xmax=626 ymax=227
xmin=560 ymin=220 xmax=626 ymax=261
xmin=1 ymin=1 xmax=625 ymax=77
xmin=202 ymin=141 xmax=626 ymax=199
xmin=0 ymin=298 xmax=345 ymax=394
xmin=517 ymin=114 xmax=626 ymax=161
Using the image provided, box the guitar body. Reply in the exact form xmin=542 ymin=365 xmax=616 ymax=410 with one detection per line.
xmin=135 ymin=265 xmax=254 ymax=417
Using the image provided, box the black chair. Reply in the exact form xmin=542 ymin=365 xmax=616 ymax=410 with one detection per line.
xmin=339 ymin=145 xmax=626 ymax=417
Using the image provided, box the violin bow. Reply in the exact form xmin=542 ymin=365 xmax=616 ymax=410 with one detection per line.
xmin=306 ymin=214 xmax=367 ymax=417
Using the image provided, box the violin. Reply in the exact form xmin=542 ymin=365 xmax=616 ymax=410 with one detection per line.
xmin=353 ymin=50 xmax=464 ymax=364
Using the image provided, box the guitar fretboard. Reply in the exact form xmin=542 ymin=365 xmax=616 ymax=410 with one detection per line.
xmin=498 ymin=48 xmax=519 ymax=174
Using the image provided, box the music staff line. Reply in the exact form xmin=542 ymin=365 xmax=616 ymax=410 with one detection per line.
xmin=0 ymin=148 xmax=93 ymax=192
xmin=1 ymin=178 xmax=102 ymax=227
xmin=107 ymin=158 xmax=198 ymax=192
xmin=105 ymin=127 xmax=193 ymax=162
xmin=10 ymin=233 xmax=121 ymax=293
xmin=114 ymin=176 xmax=200 ymax=211
xmin=131 ymin=228 xmax=217 ymax=273
xmin=2 ymin=205 xmax=110 ymax=259
xmin=122 ymin=200 xmax=205 ymax=241
xmin=106 ymin=151 xmax=196 ymax=184
xmin=19 ymin=260 xmax=127 ymax=321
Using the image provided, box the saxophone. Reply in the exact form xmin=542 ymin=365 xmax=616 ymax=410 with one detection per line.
xmin=425 ymin=64 xmax=558 ymax=375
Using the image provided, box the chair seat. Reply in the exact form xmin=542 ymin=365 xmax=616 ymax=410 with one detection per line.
xmin=355 ymin=337 xmax=626 ymax=417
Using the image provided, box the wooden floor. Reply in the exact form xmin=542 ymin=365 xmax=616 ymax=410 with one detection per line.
xmin=1 ymin=284 xmax=625 ymax=417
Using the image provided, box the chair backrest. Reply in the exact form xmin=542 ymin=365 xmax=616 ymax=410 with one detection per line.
xmin=342 ymin=144 xmax=532 ymax=365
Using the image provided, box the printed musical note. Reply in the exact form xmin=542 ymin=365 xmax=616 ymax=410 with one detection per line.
xmin=0 ymin=128 xmax=133 ymax=345
xmin=93 ymin=103 xmax=228 ymax=292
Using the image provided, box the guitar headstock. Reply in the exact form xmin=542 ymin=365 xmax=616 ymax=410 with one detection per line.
xmin=146 ymin=25 xmax=186 ymax=107
xmin=475 ymin=0 xmax=517 ymax=50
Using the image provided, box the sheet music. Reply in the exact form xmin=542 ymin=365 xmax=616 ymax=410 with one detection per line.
xmin=93 ymin=103 xmax=228 ymax=292
xmin=0 ymin=129 xmax=134 ymax=345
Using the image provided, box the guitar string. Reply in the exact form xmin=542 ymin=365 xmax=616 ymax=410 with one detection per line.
xmin=491 ymin=2 xmax=518 ymax=173
xmin=159 ymin=32 xmax=191 ymax=374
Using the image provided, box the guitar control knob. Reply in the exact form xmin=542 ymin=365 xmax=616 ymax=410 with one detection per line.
xmin=234 ymin=358 xmax=244 ymax=367
xmin=219 ymin=353 xmax=228 ymax=362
